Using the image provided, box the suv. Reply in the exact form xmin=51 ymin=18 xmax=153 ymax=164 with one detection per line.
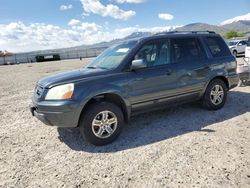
xmin=30 ymin=31 xmax=239 ymax=145
xmin=227 ymin=39 xmax=247 ymax=57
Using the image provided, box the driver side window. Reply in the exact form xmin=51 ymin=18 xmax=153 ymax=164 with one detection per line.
xmin=134 ymin=40 xmax=170 ymax=68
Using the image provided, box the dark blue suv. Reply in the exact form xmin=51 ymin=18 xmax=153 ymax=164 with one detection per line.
xmin=31 ymin=31 xmax=239 ymax=145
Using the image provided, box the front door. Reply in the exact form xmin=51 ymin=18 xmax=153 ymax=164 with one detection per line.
xmin=127 ymin=39 xmax=178 ymax=110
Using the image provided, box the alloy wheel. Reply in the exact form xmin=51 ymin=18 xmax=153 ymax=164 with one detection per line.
xmin=210 ymin=85 xmax=224 ymax=105
xmin=91 ymin=111 xmax=118 ymax=139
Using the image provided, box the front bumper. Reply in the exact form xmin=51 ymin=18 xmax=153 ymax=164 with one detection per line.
xmin=30 ymin=98 xmax=83 ymax=127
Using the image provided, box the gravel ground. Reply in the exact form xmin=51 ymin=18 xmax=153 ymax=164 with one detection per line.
xmin=0 ymin=58 xmax=250 ymax=188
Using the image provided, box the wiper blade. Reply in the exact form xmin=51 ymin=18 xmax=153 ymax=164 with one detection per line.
xmin=87 ymin=66 xmax=97 ymax=69
xmin=87 ymin=66 xmax=109 ymax=70
xmin=98 ymin=66 xmax=110 ymax=70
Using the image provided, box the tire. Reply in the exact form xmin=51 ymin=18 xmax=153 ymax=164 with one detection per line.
xmin=233 ymin=50 xmax=237 ymax=57
xmin=79 ymin=102 xmax=124 ymax=146
xmin=202 ymin=79 xmax=228 ymax=110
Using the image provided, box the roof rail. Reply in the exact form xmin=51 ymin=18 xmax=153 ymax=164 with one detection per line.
xmin=155 ymin=30 xmax=216 ymax=35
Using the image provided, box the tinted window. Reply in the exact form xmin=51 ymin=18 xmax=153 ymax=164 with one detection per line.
xmin=170 ymin=37 xmax=204 ymax=63
xmin=204 ymin=36 xmax=231 ymax=57
xmin=134 ymin=40 xmax=170 ymax=67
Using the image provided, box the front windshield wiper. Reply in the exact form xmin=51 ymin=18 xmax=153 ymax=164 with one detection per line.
xmin=98 ymin=66 xmax=110 ymax=70
xmin=87 ymin=66 xmax=97 ymax=69
xmin=87 ymin=66 xmax=110 ymax=70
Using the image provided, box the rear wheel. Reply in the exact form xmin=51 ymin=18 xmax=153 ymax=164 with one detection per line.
xmin=202 ymin=79 xmax=227 ymax=110
xmin=79 ymin=102 xmax=124 ymax=145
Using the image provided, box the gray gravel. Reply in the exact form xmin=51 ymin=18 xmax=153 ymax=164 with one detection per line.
xmin=0 ymin=58 xmax=250 ymax=188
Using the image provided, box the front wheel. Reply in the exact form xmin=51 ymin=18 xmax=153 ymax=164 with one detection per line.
xmin=79 ymin=102 xmax=124 ymax=145
xmin=202 ymin=79 xmax=227 ymax=110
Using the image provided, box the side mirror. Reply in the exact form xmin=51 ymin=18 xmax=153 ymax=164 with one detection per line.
xmin=238 ymin=43 xmax=242 ymax=46
xmin=243 ymin=57 xmax=249 ymax=62
xmin=131 ymin=59 xmax=146 ymax=70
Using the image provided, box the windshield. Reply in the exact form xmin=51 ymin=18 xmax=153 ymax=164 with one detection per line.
xmin=87 ymin=41 xmax=138 ymax=70
xmin=247 ymin=38 xmax=250 ymax=46
xmin=228 ymin=41 xmax=238 ymax=46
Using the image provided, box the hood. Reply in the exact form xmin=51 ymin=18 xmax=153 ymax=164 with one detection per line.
xmin=38 ymin=68 xmax=106 ymax=88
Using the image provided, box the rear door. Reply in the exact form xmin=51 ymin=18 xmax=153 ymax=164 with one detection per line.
xmin=169 ymin=36 xmax=210 ymax=96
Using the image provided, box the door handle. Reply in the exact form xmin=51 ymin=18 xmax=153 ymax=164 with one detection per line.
xmin=134 ymin=78 xmax=143 ymax=81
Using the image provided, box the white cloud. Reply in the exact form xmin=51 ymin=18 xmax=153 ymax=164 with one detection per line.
xmin=115 ymin=0 xmax=145 ymax=3
xmin=68 ymin=19 xmax=81 ymax=26
xmin=158 ymin=13 xmax=174 ymax=21
xmin=82 ymin=12 xmax=90 ymax=18
xmin=60 ymin=4 xmax=73 ymax=11
xmin=80 ymin=0 xmax=136 ymax=20
xmin=0 ymin=21 xmax=181 ymax=52
xmin=75 ymin=22 xmax=102 ymax=32
xmin=220 ymin=12 xmax=250 ymax=25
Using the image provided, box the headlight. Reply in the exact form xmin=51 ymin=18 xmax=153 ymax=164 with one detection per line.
xmin=45 ymin=83 xmax=74 ymax=100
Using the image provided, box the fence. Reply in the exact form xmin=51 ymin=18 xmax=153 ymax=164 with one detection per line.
xmin=0 ymin=47 xmax=108 ymax=65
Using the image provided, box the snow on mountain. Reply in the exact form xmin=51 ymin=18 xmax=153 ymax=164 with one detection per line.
xmin=220 ymin=12 xmax=250 ymax=25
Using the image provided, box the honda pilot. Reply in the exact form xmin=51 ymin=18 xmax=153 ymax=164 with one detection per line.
xmin=31 ymin=31 xmax=239 ymax=145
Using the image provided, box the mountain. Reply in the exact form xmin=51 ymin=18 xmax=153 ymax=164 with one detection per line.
xmin=221 ymin=20 xmax=250 ymax=33
xmin=174 ymin=21 xmax=250 ymax=35
xmin=123 ymin=32 xmax=152 ymax=40
xmin=71 ymin=32 xmax=152 ymax=49
xmin=17 ymin=20 xmax=250 ymax=55
xmin=175 ymin=23 xmax=225 ymax=33
xmin=220 ymin=13 xmax=250 ymax=25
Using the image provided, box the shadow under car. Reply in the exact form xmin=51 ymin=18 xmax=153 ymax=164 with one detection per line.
xmin=57 ymin=90 xmax=250 ymax=153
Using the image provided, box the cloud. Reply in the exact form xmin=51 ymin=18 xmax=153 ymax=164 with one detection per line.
xmin=115 ymin=0 xmax=145 ymax=3
xmin=68 ymin=19 xmax=81 ymax=26
xmin=158 ymin=13 xmax=174 ymax=21
xmin=60 ymin=4 xmax=73 ymax=11
xmin=74 ymin=22 xmax=102 ymax=33
xmin=80 ymin=0 xmax=136 ymax=20
xmin=0 ymin=21 xmax=181 ymax=52
xmin=220 ymin=12 xmax=250 ymax=25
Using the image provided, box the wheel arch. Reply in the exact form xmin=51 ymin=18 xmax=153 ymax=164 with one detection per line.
xmin=78 ymin=92 xmax=130 ymax=126
xmin=232 ymin=49 xmax=237 ymax=56
xmin=202 ymin=76 xmax=229 ymax=95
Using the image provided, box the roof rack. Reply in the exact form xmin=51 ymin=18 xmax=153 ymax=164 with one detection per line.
xmin=155 ymin=30 xmax=216 ymax=35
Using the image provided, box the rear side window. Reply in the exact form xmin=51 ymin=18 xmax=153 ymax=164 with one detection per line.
xmin=170 ymin=37 xmax=204 ymax=63
xmin=204 ymin=36 xmax=231 ymax=58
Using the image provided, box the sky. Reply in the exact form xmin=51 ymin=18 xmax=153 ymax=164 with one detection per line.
xmin=0 ymin=0 xmax=249 ymax=52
